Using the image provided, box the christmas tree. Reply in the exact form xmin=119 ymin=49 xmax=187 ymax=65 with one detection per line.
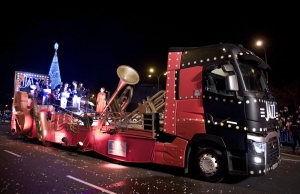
xmin=48 ymin=43 xmax=62 ymax=89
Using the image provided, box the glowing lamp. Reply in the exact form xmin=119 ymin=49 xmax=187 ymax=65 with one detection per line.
xmin=77 ymin=141 xmax=83 ymax=149
xmin=254 ymin=156 xmax=262 ymax=163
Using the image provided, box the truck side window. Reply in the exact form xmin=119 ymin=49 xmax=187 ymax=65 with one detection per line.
xmin=206 ymin=73 xmax=217 ymax=93
xmin=205 ymin=65 xmax=234 ymax=96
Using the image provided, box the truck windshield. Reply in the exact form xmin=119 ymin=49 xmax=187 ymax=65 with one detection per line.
xmin=239 ymin=61 xmax=268 ymax=92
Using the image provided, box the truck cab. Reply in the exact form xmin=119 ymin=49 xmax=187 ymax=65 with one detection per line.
xmin=161 ymin=43 xmax=280 ymax=182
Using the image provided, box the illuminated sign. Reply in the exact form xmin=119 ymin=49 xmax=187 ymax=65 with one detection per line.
xmin=14 ymin=71 xmax=49 ymax=92
xmin=108 ymin=140 xmax=127 ymax=157
xmin=260 ymin=101 xmax=276 ymax=121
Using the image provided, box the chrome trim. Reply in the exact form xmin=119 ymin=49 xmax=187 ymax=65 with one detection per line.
xmin=247 ymin=131 xmax=279 ymax=143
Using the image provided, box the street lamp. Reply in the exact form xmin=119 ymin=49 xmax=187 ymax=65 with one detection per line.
xmin=148 ymin=68 xmax=166 ymax=92
xmin=256 ymin=41 xmax=267 ymax=63
xmin=256 ymin=40 xmax=268 ymax=83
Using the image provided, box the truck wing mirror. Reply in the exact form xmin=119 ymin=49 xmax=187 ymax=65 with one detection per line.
xmin=225 ymin=75 xmax=238 ymax=91
xmin=221 ymin=64 xmax=234 ymax=72
xmin=222 ymin=64 xmax=239 ymax=91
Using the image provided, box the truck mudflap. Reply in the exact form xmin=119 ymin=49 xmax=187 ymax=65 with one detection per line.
xmin=247 ymin=131 xmax=281 ymax=176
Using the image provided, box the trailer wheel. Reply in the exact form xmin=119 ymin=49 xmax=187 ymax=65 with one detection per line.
xmin=192 ymin=147 xmax=226 ymax=183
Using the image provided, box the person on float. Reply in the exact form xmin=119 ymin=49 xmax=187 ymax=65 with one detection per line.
xmin=42 ymin=81 xmax=52 ymax=105
xmin=54 ymin=81 xmax=64 ymax=100
xmin=71 ymin=80 xmax=80 ymax=111
xmin=60 ymin=82 xmax=70 ymax=108
xmin=96 ymin=87 xmax=106 ymax=113
xmin=76 ymin=82 xmax=86 ymax=111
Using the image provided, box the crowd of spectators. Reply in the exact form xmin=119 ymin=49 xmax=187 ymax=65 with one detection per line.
xmin=278 ymin=106 xmax=300 ymax=153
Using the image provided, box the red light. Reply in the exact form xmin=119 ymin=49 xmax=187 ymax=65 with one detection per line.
xmin=101 ymin=163 xmax=127 ymax=169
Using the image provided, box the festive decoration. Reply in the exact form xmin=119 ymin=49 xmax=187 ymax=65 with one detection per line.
xmin=48 ymin=43 xmax=62 ymax=89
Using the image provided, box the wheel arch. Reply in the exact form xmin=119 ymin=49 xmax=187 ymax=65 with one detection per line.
xmin=185 ymin=134 xmax=227 ymax=170
xmin=186 ymin=134 xmax=229 ymax=182
xmin=191 ymin=133 xmax=226 ymax=149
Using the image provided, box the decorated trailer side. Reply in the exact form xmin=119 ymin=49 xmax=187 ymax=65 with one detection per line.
xmin=11 ymin=43 xmax=281 ymax=183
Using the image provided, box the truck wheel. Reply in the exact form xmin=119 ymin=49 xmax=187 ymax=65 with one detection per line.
xmin=192 ymin=147 xmax=226 ymax=183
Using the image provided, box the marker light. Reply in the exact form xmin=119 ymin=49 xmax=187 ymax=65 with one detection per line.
xmin=77 ymin=141 xmax=83 ymax=149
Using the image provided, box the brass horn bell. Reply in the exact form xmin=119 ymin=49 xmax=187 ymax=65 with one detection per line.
xmin=117 ymin=65 xmax=140 ymax=85
xmin=100 ymin=65 xmax=140 ymax=115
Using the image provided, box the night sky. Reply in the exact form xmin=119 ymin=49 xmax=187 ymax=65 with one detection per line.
xmin=0 ymin=4 xmax=296 ymax=107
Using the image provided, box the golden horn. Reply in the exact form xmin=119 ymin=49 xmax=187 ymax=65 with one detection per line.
xmin=101 ymin=65 xmax=140 ymax=114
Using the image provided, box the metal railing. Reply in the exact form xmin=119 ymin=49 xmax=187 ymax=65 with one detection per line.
xmin=279 ymin=130 xmax=296 ymax=144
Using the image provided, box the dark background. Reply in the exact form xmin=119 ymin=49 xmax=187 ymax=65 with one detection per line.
xmin=0 ymin=3 xmax=296 ymax=108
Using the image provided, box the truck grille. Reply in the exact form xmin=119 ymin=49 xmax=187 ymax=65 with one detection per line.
xmin=266 ymin=137 xmax=279 ymax=165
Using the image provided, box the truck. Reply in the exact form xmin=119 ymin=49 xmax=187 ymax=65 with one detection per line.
xmin=10 ymin=43 xmax=281 ymax=183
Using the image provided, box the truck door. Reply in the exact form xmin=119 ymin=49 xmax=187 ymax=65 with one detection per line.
xmin=202 ymin=63 xmax=244 ymax=127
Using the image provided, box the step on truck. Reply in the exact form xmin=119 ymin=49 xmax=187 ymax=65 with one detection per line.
xmin=11 ymin=43 xmax=281 ymax=182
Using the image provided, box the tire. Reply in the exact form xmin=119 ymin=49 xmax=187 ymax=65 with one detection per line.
xmin=192 ymin=147 xmax=226 ymax=183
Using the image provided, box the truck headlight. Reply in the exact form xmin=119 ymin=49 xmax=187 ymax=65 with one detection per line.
xmin=252 ymin=141 xmax=265 ymax=154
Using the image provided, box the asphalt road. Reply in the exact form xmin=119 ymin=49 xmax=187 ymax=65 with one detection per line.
xmin=1 ymin=123 xmax=300 ymax=194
